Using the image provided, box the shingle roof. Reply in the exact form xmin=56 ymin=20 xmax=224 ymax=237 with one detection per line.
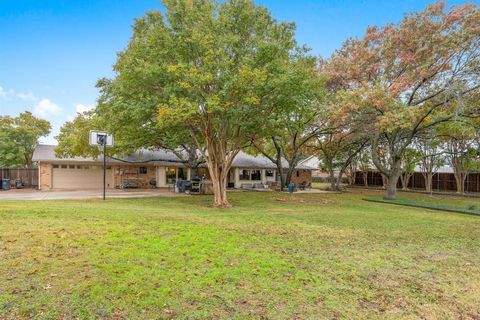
xmin=32 ymin=144 xmax=315 ymax=170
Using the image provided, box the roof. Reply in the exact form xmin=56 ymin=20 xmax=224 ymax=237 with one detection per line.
xmin=299 ymin=155 xmax=321 ymax=169
xmin=32 ymin=145 xmax=316 ymax=170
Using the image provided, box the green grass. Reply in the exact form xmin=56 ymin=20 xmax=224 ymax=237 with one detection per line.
xmin=1 ymin=190 xmax=480 ymax=319
xmin=365 ymin=196 xmax=480 ymax=216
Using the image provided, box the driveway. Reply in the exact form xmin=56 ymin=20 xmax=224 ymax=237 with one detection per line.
xmin=0 ymin=188 xmax=180 ymax=200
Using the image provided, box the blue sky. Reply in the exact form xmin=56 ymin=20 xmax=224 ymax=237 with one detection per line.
xmin=0 ymin=0 xmax=473 ymax=144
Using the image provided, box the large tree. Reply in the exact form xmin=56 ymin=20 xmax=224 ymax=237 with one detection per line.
xmin=321 ymin=2 xmax=480 ymax=199
xmin=312 ymin=129 xmax=366 ymax=190
xmin=415 ymin=132 xmax=445 ymax=193
xmin=0 ymin=112 xmax=51 ymax=168
xmin=250 ymin=55 xmax=325 ymax=190
xmin=94 ymin=0 xmax=306 ymax=206
xmin=439 ymin=119 xmax=480 ymax=194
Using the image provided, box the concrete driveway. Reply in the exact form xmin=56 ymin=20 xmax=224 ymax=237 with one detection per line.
xmin=0 ymin=188 xmax=179 ymax=200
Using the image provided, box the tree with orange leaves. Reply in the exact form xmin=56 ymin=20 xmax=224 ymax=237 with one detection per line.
xmin=321 ymin=2 xmax=479 ymax=199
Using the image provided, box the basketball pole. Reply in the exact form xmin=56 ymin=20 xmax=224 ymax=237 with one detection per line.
xmin=103 ymin=141 xmax=106 ymax=201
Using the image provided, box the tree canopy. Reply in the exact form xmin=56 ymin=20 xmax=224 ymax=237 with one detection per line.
xmin=0 ymin=112 xmax=51 ymax=168
xmin=320 ymin=2 xmax=480 ymax=199
xmin=83 ymin=0 xmax=316 ymax=206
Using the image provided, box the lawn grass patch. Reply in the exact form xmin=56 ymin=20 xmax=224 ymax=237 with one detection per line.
xmin=365 ymin=196 xmax=480 ymax=216
xmin=1 ymin=190 xmax=480 ymax=319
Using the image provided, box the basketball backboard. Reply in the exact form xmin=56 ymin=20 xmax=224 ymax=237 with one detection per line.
xmin=89 ymin=130 xmax=114 ymax=147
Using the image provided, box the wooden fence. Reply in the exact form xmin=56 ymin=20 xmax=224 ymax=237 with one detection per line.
xmin=0 ymin=168 xmax=38 ymax=188
xmin=354 ymin=171 xmax=480 ymax=193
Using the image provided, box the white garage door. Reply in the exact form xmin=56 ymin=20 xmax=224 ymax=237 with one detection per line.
xmin=52 ymin=165 xmax=112 ymax=189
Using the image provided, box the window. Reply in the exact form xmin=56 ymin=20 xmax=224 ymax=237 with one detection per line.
xmin=178 ymin=168 xmax=187 ymax=180
xmin=166 ymin=167 xmax=176 ymax=184
xmin=251 ymin=170 xmax=261 ymax=181
xmin=296 ymin=170 xmax=300 ymax=177
xmin=239 ymin=169 xmax=250 ymax=180
xmin=68 ymin=165 xmax=75 ymax=169
xmin=52 ymin=164 xmax=59 ymax=168
xmin=239 ymin=169 xmax=261 ymax=181
xmin=266 ymin=170 xmax=274 ymax=177
xmin=60 ymin=164 xmax=68 ymax=169
xmin=139 ymin=166 xmax=148 ymax=174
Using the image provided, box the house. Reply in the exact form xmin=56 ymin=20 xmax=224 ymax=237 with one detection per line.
xmin=32 ymin=145 xmax=314 ymax=190
xmin=298 ymin=155 xmax=330 ymax=178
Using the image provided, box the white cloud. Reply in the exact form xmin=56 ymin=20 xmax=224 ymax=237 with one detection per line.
xmin=75 ymin=103 xmax=94 ymax=114
xmin=17 ymin=91 xmax=38 ymax=101
xmin=33 ymin=98 xmax=62 ymax=117
xmin=0 ymin=86 xmax=14 ymax=98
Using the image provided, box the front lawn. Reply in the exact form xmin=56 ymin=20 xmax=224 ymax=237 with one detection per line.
xmin=1 ymin=190 xmax=479 ymax=319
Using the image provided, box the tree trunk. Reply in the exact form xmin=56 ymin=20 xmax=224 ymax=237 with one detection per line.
xmin=384 ymin=169 xmax=401 ymax=200
xmin=329 ymin=167 xmax=336 ymax=190
xmin=453 ymin=168 xmax=465 ymax=194
xmin=212 ymin=172 xmax=230 ymax=208
xmin=285 ymin=168 xmax=294 ymax=188
xmin=424 ymin=173 xmax=433 ymax=193
xmin=208 ymin=165 xmax=230 ymax=207
xmin=400 ymin=173 xmax=411 ymax=191
xmin=275 ymin=159 xmax=285 ymax=191
xmin=192 ymin=127 xmax=237 ymax=208
xmin=461 ymin=174 xmax=468 ymax=194
xmin=381 ymin=174 xmax=388 ymax=189
xmin=335 ymin=170 xmax=344 ymax=190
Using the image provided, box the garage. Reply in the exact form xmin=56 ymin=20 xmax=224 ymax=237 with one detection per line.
xmin=52 ymin=164 xmax=112 ymax=189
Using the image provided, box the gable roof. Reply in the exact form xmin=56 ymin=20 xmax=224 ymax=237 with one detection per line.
xmin=32 ymin=145 xmax=315 ymax=170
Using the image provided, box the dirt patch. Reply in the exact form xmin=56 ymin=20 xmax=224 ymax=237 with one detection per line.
xmin=273 ymin=196 xmax=334 ymax=205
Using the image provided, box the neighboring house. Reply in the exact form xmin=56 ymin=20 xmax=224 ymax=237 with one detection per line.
xmin=32 ymin=145 xmax=314 ymax=190
xmin=299 ymin=156 xmax=330 ymax=178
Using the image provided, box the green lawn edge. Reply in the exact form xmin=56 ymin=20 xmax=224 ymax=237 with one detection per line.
xmin=363 ymin=197 xmax=480 ymax=216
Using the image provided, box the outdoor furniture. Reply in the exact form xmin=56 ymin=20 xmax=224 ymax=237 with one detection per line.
xmin=176 ymin=180 xmax=193 ymax=193
xmin=298 ymin=181 xmax=311 ymax=190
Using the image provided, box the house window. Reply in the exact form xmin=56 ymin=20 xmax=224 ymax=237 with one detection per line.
xmin=60 ymin=164 xmax=68 ymax=169
xmin=139 ymin=166 xmax=148 ymax=174
xmin=296 ymin=171 xmax=300 ymax=177
xmin=239 ymin=169 xmax=261 ymax=181
xmin=251 ymin=170 xmax=261 ymax=181
xmin=266 ymin=170 xmax=274 ymax=177
xmin=239 ymin=169 xmax=251 ymax=180
xmin=52 ymin=165 xmax=59 ymax=168
xmin=166 ymin=167 xmax=176 ymax=184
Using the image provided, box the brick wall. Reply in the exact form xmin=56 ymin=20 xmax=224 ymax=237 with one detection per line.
xmin=39 ymin=162 xmax=52 ymax=190
xmin=112 ymin=165 xmax=156 ymax=188
xmin=290 ymin=169 xmax=312 ymax=185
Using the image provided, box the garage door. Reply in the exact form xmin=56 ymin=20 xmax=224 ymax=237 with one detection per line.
xmin=52 ymin=165 xmax=112 ymax=189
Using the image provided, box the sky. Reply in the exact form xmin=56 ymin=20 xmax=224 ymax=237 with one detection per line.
xmin=0 ymin=0 xmax=474 ymax=144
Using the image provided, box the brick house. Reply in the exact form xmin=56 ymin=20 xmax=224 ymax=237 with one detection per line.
xmin=33 ymin=145 xmax=314 ymax=190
